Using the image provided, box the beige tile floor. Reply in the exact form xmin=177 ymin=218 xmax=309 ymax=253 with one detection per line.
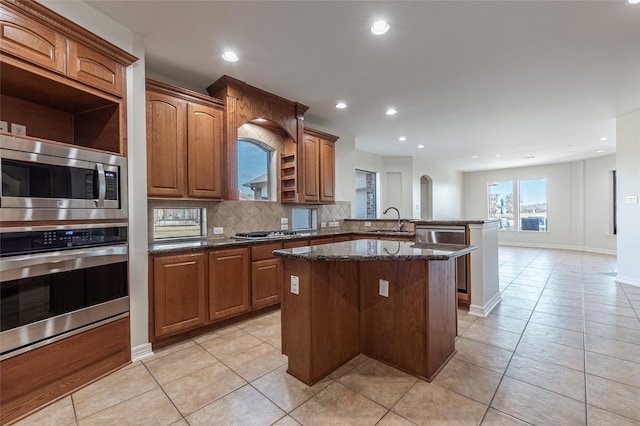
xmin=15 ymin=247 xmax=640 ymax=425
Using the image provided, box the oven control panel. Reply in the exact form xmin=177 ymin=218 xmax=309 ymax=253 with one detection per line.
xmin=1 ymin=226 xmax=127 ymax=257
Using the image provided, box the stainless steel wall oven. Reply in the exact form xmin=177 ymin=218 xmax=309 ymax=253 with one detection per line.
xmin=0 ymin=134 xmax=127 ymax=221
xmin=0 ymin=224 xmax=128 ymax=359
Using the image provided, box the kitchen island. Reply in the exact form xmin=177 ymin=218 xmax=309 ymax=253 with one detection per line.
xmin=273 ymin=239 xmax=476 ymax=385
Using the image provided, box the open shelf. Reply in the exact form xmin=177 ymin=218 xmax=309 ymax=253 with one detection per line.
xmin=280 ymin=153 xmax=298 ymax=202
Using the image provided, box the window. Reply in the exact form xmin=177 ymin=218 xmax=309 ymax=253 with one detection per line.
xmin=519 ymin=178 xmax=547 ymax=232
xmin=355 ymin=169 xmax=377 ymax=219
xmin=488 ymin=181 xmax=514 ymax=231
xmin=292 ymin=207 xmax=317 ymax=230
xmin=237 ymin=139 xmax=272 ymax=201
xmin=153 ymin=208 xmax=205 ymax=240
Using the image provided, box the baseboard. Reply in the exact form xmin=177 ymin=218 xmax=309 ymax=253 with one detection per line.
xmin=499 ymin=241 xmax=616 ymax=255
xmin=131 ymin=343 xmax=154 ymax=362
xmin=615 ymin=275 xmax=640 ymax=287
xmin=468 ymin=292 xmax=502 ymax=318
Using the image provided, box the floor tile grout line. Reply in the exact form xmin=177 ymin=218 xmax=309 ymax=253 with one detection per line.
xmin=139 ymin=357 xmax=189 ymax=424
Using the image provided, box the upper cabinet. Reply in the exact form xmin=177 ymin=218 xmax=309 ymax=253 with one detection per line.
xmin=146 ymin=80 xmax=224 ymax=200
xmin=0 ymin=0 xmax=137 ymax=155
xmin=301 ymin=127 xmax=339 ymax=204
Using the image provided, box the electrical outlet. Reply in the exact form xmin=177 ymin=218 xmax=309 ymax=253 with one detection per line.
xmin=624 ymin=195 xmax=638 ymax=204
xmin=364 ymin=221 xmax=372 ymax=227
xmin=320 ymin=222 xmax=327 ymax=228
xmin=379 ymin=279 xmax=389 ymax=297
xmin=11 ymin=123 xmax=26 ymax=136
xmin=213 ymin=227 xmax=224 ymax=235
xmin=281 ymin=224 xmax=289 ymax=230
xmin=290 ymin=275 xmax=300 ymax=295
xmin=281 ymin=217 xmax=289 ymax=224
xmin=0 ymin=121 xmax=7 ymax=132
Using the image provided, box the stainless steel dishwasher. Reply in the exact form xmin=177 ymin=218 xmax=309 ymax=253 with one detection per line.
xmin=416 ymin=225 xmax=468 ymax=294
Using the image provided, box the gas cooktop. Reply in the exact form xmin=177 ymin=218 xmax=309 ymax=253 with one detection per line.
xmin=234 ymin=230 xmax=298 ymax=239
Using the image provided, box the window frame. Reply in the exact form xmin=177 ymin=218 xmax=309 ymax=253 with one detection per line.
xmin=152 ymin=207 xmax=207 ymax=241
xmin=518 ymin=178 xmax=548 ymax=233
xmin=237 ymin=138 xmax=274 ymax=201
xmin=487 ymin=180 xmax=514 ymax=231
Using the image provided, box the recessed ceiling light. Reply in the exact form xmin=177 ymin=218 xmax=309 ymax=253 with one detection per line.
xmin=471 ymin=155 xmax=479 ymax=159
xmin=417 ymin=144 xmax=425 ymax=149
xmin=386 ymin=108 xmax=397 ymax=116
xmin=596 ymin=150 xmax=605 ymax=153
xmin=221 ymin=51 xmax=239 ymax=62
xmin=600 ymin=137 xmax=608 ymax=141
xmin=371 ymin=20 xmax=390 ymax=35
xmin=626 ymin=0 xmax=640 ymax=5
xmin=335 ymin=102 xmax=347 ymax=109
xmin=523 ymin=156 xmax=535 ymax=159
xmin=495 ymin=154 xmax=501 ymax=157
xmin=398 ymin=136 xmax=407 ymax=142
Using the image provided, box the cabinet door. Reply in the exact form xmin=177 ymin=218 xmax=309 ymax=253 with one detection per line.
xmin=302 ymin=134 xmax=319 ymax=202
xmin=252 ymin=258 xmax=281 ymax=309
xmin=146 ymin=91 xmax=186 ymax=197
xmin=319 ymin=139 xmax=335 ymax=202
xmin=67 ymin=39 xmax=124 ymax=96
xmin=0 ymin=8 xmax=65 ymax=74
xmin=153 ymin=252 xmax=206 ymax=337
xmin=187 ymin=103 xmax=223 ymax=199
xmin=209 ymin=248 xmax=250 ymax=321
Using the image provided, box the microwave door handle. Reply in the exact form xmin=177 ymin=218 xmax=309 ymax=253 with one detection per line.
xmin=95 ymin=163 xmax=106 ymax=207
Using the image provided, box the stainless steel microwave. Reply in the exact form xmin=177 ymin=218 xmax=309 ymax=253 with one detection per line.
xmin=0 ymin=134 xmax=127 ymax=221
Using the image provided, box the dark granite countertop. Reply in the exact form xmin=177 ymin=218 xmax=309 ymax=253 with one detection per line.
xmin=149 ymin=230 xmax=417 ymax=255
xmin=273 ymin=239 xmax=476 ymax=262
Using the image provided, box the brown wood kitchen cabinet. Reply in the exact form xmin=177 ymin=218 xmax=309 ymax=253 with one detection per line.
xmin=146 ymin=80 xmax=224 ymax=199
xmin=152 ymin=252 xmax=207 ymax=337
xmin=301 ymin=128 xmax=339 ymax=203
xmin=0 ymin=1 xmax=136 ymax=155
xmin=250 ymin=243 xmax=283 ymax=309
xmin=209 ymin=247 xmax=250 ymax=320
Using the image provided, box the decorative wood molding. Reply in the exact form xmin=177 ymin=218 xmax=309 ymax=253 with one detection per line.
xmin=1 ymin=0 xmax=137 ymax=65
xmin=146 ymin=79 xmax=224 ymax=108
xmin=304 ymin=127 xmax=340 ymax=143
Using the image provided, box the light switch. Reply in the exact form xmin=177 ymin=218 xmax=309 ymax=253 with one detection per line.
xmin=364 ymin=221 xmax=372 ymax=227
xmin=213 ymin=227 xmax=224 ymax=234
xmin=379 ymin=279 xmax=389 ymax=297
xmin=0 ymin=121 xmax=7 ymax=132
xmin=624 ymin=195 xmax=638 ymax=204
xmin=291 ymin=275 xmax=300 ymax=295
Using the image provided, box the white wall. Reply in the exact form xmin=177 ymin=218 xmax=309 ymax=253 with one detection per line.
xmin=463 ymin=156 xmax=617 ymax=254
xmin=616 ymin=110 xmax=640 ymax=286
xmin=41 ymin=1 xmax=151 ymax=357
xmin=413 ymin=159 xmax=464 ymax=220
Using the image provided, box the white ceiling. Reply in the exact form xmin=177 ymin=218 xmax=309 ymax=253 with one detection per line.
xmin=87 ymin=0 xmax=640 ymax=172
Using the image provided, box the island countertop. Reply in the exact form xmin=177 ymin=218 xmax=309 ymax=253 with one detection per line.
xmin=273 ymin=239 xmax=476 ymax=262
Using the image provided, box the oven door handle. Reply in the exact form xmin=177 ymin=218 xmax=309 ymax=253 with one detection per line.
xmin=95 ymin=163 xmax=106 ymax=207
xmin=0 ymin=245 xmax=128 ymax=280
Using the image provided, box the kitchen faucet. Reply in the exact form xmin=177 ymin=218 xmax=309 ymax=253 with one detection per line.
xmin=383 ymin=206 xmax=404 ymax=231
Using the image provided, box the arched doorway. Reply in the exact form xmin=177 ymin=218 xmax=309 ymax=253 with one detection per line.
xmin=420 ymin=175 xmax=433 ymax=220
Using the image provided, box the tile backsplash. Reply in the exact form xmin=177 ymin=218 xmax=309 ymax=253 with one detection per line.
xmin=148 ymin=200 xmax=351 ymax=242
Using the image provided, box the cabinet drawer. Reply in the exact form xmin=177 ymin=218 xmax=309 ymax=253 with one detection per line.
xmin=67 ymin=39 xmax=124 ymax=96
xmin=283 ymin=239 xmax=309 ymax=249
xmin=310 ymin=237 xmax=334 ymax=246
xmin=334 ymin=235 xmax=351 ymax=242
xmin=0 ymin=8 xmax=65 ymax=74
xmin=251 ymin=242 xmax=283 ymax=261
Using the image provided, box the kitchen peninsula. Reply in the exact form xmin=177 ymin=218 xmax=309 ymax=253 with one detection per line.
xmin=273 ymin=239 xmax=476 ymax=385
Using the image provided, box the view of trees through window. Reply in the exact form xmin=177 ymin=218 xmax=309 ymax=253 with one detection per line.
xmin=237 ymin=139 xmax=271 ymax=200
xmin=488 ymin=181 xmax=514 ymax=231
xmin=488 ymin=178 xmax=548 ymax=232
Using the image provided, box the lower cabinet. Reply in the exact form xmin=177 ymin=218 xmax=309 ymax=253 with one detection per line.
xmin=209 ymin=247 xmax=250 ymax=321
xmin=251 ymin=243 xmax=283 ymax=309
xmin=153 ymin=252 xmax=206 ymax=337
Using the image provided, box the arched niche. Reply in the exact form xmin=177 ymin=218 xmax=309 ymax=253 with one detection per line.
xmin=207 ymin=75 xmax=308 ymax=200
